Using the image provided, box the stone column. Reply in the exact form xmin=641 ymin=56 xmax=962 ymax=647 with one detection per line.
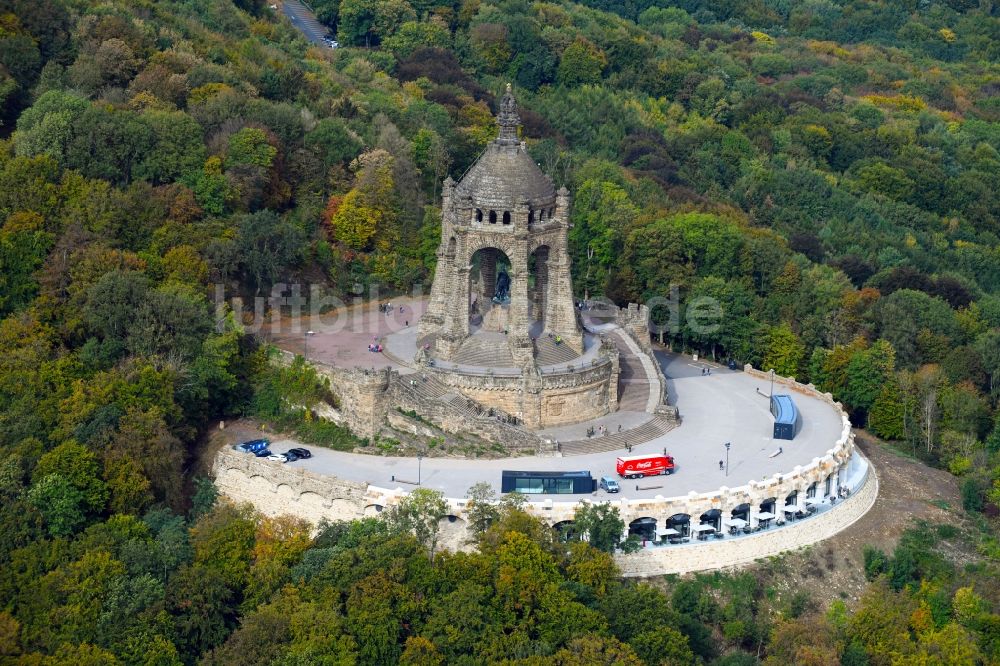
xmin=532 ymin=246 xmax=549 ymax=325
xmin=507 ymin=233 xmax=534 ymax=366
xmin=544 ymin=247 xmax=583 ymax=352
xmin=508 ymin=237 xmax=530 ymax=335
xmin=436 ymin=237 xmax=471 ymax=359
xmin=418 ymin=179 xmax=456 ymax=338
xmin=508 ymin=266 xmax=534 ymax=366
xmin=479 ymin=250 xmax=496 ymax=311
xmin=543 ymin=186 xmax=583 ymax=353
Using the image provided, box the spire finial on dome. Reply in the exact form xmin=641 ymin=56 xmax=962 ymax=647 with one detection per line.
xmin=497 ymin=83 xmax=520 ymax=145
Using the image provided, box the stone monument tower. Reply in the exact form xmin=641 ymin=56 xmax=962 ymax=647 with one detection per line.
xmin=419 ymin=84 xmax=582 ymax=367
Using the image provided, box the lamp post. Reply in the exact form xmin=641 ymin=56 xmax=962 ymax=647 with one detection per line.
xmin=304 ymin=330 xmax=315 ymax=361
xmin=769 ymin=369 xmax=774 ymax=398
xmin=725 ymin=442 xmax=731 ymax=477
xmin=417 ymin=452 xmax=424 ymax=486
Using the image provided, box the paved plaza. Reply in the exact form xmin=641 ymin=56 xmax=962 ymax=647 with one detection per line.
xmin=269 ymin=296 xmax=426 ymax=372
xmin=270 ymin=351 xmax=844 ymax=500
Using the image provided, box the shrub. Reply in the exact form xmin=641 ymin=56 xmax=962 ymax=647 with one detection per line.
xmin=863 ymin=545 xmax=888 ymax=580
xmin=961 ymin=476 xmax=985 ymax=513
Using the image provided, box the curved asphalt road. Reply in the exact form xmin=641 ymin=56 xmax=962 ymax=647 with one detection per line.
xmin=280 ymin=0 xmax=334 ymax=46
xmin=262 ymin=352 xmax=845 ymax=501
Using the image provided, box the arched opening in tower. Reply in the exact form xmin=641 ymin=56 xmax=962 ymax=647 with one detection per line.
xmin=469 ymin=247 xmax=511 ymax=332
xmin=528 ymin=245 xmax=550 ymax=332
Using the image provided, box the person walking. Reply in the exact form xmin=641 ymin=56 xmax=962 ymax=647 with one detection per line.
xmin=719 ymin=460 xmax=724 ymax=470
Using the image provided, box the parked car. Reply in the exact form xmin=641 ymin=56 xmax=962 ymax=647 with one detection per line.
xmin=267 ymin=453 xmax=288 ymax=463
xmin=234 ymin=438 xmax=269 ymax=454
xmin=288 ymin=447 xmax=312 ymax=459
xmin=254 ymin=449 xmax=272 ymax=458
xmin=284 ymin=450 xmax=301 ymax=462
xmin=599 ymin=476 xmax=620 ymax=493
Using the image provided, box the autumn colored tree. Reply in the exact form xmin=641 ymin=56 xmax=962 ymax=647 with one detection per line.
xmin=338 ymin=0 xmax=416 ymax=47
xmin=763 ymin=323 xmax=805 ymax=378
xmin=329 ymin=149 xmax=398 ymax=252
xmin=573 ymin=501 xmax=626 ymax=554
xmin=557 ymin=37 xmax=607 ymax=87
xmin=385 ymin=487 xmax=448 ymax=561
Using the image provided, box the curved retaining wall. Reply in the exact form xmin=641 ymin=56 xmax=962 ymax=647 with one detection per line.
xmin=213 ymin=364 xmax=876 ymax=575
xmin=429 ymin=355 xmax=617 ymax=429
xmin=615 ymin=455 xmax=876 ymax=576
xmin=214 ymin=448 xmax=371 ymax=523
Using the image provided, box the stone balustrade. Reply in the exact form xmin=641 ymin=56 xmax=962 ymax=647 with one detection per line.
xmin=614 ymin=459 xmax=876 ymax=576
xmin=218 ymin=361 xmax=874 ymax=575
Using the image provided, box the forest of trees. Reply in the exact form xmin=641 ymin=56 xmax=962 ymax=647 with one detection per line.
xmin=0 ymin=0 xmax=1000 ymax=662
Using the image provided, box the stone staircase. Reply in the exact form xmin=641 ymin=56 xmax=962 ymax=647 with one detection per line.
xmin=403 ymin=374 xmax=480 ymax=418
xmin=533 ymin=335 xmax=579 ymax=365
xmin=558 ymin=416 xmax=676 ymax=456
xmin=451 ymin=334 xmax=515 ymax=367
xmin=612 ymin=332 xmax=651 ymax=412
xmin=392 ymin=372 xmax=541 ymax=451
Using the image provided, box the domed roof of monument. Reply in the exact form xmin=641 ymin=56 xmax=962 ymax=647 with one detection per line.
xmin=453 ymin=85 xmax=556 ymax=210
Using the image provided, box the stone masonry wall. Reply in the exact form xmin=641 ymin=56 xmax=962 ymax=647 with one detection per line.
xmin=218 ymin=363 xmax=874 ymax=575
xmin=388 ymin=378 xmax=544 ymax=452
xmin=614 ymin=460 xmax=877 ymax=576
xmin=275 ymin=349 xmax=551 ymax=451
xmin=213 ymin=447 xmax=372 ymax=524
xmin=274 ymin=350 xmax=389 ymax=440
xmin=429 ymin=358 xmax=616 ymax=429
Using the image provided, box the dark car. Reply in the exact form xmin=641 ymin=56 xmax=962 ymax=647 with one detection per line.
xmin=283 ymin=450 xmax=301 ymax=462
xmin=234 ymin=438 xmax=269 ymax=454
xmin=253 ymin=448 xmax=272 ymax=457
xmin=287 ymin=447 xmax=312 ymax=459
